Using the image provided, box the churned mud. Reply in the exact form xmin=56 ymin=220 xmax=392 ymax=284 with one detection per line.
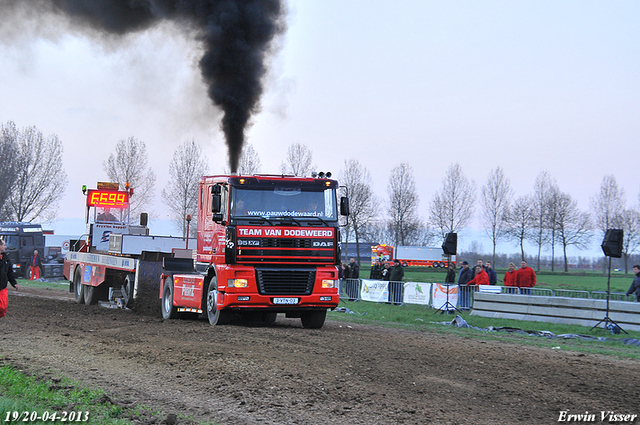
xmin=1 ymin=286 xmax=638 ymax=424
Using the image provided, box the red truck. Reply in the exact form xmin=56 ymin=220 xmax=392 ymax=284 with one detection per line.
xmin=65 ymin=176 xmax=348 ymax=329
xmin=372 ymin=244 xmax=455 ymax=268
xmin=160 ymin=174 xmax=349 ymax=329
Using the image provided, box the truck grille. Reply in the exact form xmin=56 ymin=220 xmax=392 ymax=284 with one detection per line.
xmin=255 ymin=267 xmax=316 ymax=295
xmin=236 ymin=237 xmax=334 ymax=264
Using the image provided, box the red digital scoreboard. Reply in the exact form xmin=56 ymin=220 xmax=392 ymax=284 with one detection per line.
xmin=86 ymin=189 xmax=129 ymax=208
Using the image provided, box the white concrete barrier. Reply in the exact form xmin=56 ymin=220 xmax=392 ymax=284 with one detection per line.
xmin=471 ymin=292 xmax=640 ymax=332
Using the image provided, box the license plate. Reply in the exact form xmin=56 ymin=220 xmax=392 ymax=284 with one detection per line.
xmin=273 ymin=297 xmax=299 ymax=305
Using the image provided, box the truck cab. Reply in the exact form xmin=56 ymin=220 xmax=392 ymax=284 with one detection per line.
xmin=0 ymin=222 xmax=45 ymax=277
xmin=160 ymin=174 xmax=349 ymax=329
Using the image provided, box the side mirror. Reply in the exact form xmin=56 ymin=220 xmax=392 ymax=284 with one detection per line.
xmin=212 ymin=194 xmax=221 ymax=213
xmin=212 ymin=213 xmax=223 ymax=222
xmin=340 ymin=197 xmax=350 ymax=216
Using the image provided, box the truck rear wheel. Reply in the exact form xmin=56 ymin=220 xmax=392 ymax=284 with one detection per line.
xmin=300 ymin=310 xmax=326 ymax=329
xmin=123 ymin=274 xmax=135 ymax=308
xmin=206 ymin=277 xmax=230 ymax=326
xmin=73 ymin=268 xmax=85 ymax=305
xmin=161 ymin=281 xmax=178 ymax=320
xmin=84 ymin=284 xmax=100 ymax=305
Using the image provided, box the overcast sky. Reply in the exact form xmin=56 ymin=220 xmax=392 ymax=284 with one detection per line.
xmin=1 ymin=1 xmax=639 ymax=257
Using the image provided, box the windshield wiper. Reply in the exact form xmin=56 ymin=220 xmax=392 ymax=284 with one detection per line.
xmin=279 ymin=216 xmax=303 ymax=227
xmin=233 ymin=215 xmax=276 ymax=226
xmin=304 ymin=216 xmax=331 ymax=226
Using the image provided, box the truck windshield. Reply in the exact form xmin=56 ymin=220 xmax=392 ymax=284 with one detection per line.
xmin=0 ymin=235 xmax=19 ymax=249
xmin=230 ymin=185 xmax=337 ymax=221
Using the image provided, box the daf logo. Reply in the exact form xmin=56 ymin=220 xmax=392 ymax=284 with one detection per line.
xmin=239 ymin=239 xmax=260 ymax=246
xmin=313 ymin=241 xmax=333 ymax=247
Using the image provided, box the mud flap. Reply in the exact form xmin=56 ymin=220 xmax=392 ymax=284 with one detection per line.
xmin=133 ymin=251 xmax=175 ymax=316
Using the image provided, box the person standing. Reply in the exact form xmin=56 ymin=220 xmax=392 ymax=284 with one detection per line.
xmin=468 ymin=265 xmax=489 ymax=286
xmin=0 ymin=239 xmax=19 ymax=318
xmin=445 ymin=262 xmax=456 ymax=284
xmin=503 ymin=262 xmax=517 ymax=293
xmin=626 ymin=265 xmax=640 ymax=302
xmin=457 ymin=261 xmax=473 ymax=309
xmin=348 ymin=257 xmax=360 ymax=279
xmin=388 ymin=259 xmax=405 ymax=304
xmin=516 ymin=260 xmax=536 ymax=294
xmin=485 ymin=261 xmax=497 ymax=285
xmin=380 ymin=261 xmax=391 ymax=281
xmin=471 ymin=259 xmax=485 ymax=279
xmin=346 ymin=258 xmax=360 ymax=301
xmin=29 ymin=249 xmax=43 ymax=280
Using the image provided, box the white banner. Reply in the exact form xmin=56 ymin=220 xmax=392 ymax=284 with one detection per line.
xmin=360 ymin=279 xmax=389 ymax=303
xmin=432 ymin=283 xmax=459 ymax=310
xmin=403 ymin=282 xmax=432 ymax=305
xmin=478 ymin=285 xmax=502 ymax=294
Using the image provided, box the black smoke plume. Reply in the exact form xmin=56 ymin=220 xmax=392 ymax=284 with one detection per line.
xmin=4 ymin=0 xmax=286 ymax=172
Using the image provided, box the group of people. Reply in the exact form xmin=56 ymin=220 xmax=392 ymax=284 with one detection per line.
xmin=453 ymin=258 xmax=537 ymax=309
xmin=0 ymin=246 xmax=44 ymax=318
xmin=369 ymin=258 xmax=405 ymax=282
xmin=455 ymin=258 xmax=536 ymax=291
xmin=340 ymin=257 xmax=406 ymax=303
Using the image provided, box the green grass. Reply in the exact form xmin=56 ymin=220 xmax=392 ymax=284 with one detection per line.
xmin=15 ymin=278 xmax=69 ymax=291
xmin=0 ymin=363 xmax=130 ymax=425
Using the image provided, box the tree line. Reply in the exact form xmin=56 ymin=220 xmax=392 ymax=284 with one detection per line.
xmin=4 ymin=121 xmax=639 ymax=274
xmin=341 ymin=160 xmax=640 ymax=274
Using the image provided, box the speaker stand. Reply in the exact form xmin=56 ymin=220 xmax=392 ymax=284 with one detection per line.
xmin=436 ymin=255 xmax=461 ymax=314
xmin=591 ymin=256 xmax=628 ymax=334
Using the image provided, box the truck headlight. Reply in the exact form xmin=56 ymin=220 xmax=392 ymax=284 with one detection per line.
xmin=228 ymin=278 xmax=248 ymax=288
xmin=321 ymin=279 xmax=337 ymax=288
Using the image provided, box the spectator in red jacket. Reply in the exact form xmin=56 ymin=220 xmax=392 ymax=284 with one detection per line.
xmin=468 ymin=265 xmax=489 ymax=286
xmin=516 ymin=260 xmax=536 ymax=294
xmin=503 ymin=262 xmax=517 ymax=291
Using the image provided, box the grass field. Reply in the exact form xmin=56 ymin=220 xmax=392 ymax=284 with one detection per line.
xmin=0 ymin=364 xmax=137 ymax=425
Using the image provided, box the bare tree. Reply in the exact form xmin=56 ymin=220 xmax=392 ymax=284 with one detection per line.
xmin=361 ymin=221 xmax=393 ymax=246
xmin=103 ymin=137 xmax=157 ymax=217
xmin=546 ymin=185 xmax=562 ymax=272
xmin=161 ymin=140 xmax=209 ymax=237
xmin=554 ymin=191 xmax=592 ymax=272
xmin=529 ymin=171 xmax=558 ymax=271
xmin=339 ymin=159 xmax=378 ymax=262
xmin=387 ymin=163 xmax=423 ymax=246
xmin=225 ymin=142 xmax=261 ymax=175
xmin=590 ymin=175 xmax=625 ymax=273
xmin=591 ymin=175 xmax=625 ymax=235
xmin=620 ymin=208 xmax=640 ymax=273
xmin=5 ymin=123 xmax=67 ymax=222
xmin=428 ymin=163 xmax=475 ymax=239
xmin=480 ymin=167 xmax=512 ymax=264
xmin=504 ymin=195 xmax=535 ymax=261
xmin=0 ymin=121 xmax=19 ymax=220
xmin=280 ymin=143 xmax=314 ymax=177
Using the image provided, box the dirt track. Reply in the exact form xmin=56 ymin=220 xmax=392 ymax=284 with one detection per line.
xmin=1 ymin=285 xmax=639 ymax=425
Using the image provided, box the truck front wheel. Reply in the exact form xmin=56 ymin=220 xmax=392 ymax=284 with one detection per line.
xmin=161 ymin=281 xmax=178 ymax=320
xmin=206 ymin=277 xmax=230 ymax=326
xmin=73 ymin=268 xmax=85 ymax=305
xmin=300 ymin=310 xmax=327 ymax=329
